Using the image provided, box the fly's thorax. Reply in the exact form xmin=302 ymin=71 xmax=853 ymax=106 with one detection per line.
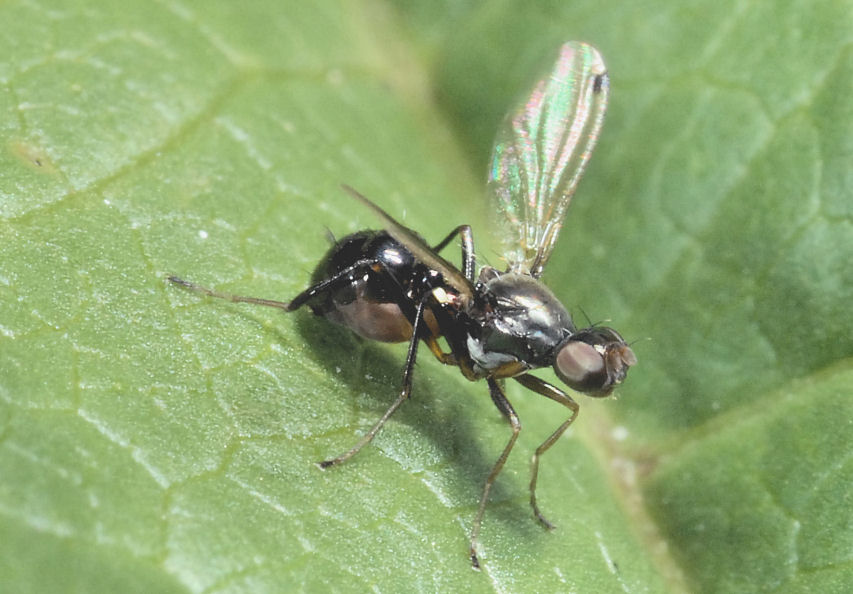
xmin=464 ymin=271 xmax=575 ymax=375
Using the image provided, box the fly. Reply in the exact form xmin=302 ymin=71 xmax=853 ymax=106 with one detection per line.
xmin=168 ymin=41 xmax=636 ymax=568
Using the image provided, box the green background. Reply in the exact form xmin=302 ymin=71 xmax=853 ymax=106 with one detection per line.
xmin=1 ymin=0 xmax=851 ymax=592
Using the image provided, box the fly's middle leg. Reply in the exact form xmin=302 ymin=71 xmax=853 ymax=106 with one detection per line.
xmin=317 ymin=294 xmax=432 ymax=469
xmin=469 ymin=378 xmax=521 ymax=569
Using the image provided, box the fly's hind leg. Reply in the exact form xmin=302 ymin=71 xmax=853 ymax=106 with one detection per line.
xmin=286 ymin=259 xmax=383 ymax=311
xmin=169 ymin=263 xmax=421 ymax=469
xmin=167 ymin=276 xmax=293 ymax=310
xmin=469 ymin=378 xmax=521 ymax=569
xmin=318 ymin=294 xmax=431 ymax=468
xmin=513 ymin=374 xmax=579 ymax=530
xmin=168 ymin=258 xmax=382 ymax=313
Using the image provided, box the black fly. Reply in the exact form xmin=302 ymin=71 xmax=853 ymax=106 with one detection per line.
xmin=168 ymin=41 xmax=636 ymax=568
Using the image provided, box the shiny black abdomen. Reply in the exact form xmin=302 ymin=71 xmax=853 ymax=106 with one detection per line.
xmin=311 ymin=231 xmax=414 ymax=303
xmin=305 ymin=230 xmax=445 ymax=343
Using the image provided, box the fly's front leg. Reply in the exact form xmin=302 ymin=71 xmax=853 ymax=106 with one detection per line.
xmin=318 ymin=294 xmax=430 ymax=469
xmin=431 ymin=224 xmax=475 ymax=283
xmin=469 ymin=378 xmax=521 ymax=569
xmin=513 ymin=374 xmax=579 ymax=530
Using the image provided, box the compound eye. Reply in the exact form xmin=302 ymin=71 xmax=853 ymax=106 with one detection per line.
xmin=554 ymin=340 xmax=606 ymax=394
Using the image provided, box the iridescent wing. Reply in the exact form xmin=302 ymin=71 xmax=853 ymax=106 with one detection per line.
xmin=487 ymin=42 xmax=610 ymax=278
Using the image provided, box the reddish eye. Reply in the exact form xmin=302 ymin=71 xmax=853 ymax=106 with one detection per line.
xmin=554 ymin=340 xmax=606 ymax=393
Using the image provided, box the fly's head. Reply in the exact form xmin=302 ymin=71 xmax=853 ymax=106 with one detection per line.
xmin=553 ymin=326 xmax=636 ymax=397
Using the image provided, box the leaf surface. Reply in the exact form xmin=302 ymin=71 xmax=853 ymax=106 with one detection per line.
xmin=1 ymin=0 xmax=850 ymax=592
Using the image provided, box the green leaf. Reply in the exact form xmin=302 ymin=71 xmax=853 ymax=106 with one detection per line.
xmin=1 ymin=1 xmax=850 ymax=592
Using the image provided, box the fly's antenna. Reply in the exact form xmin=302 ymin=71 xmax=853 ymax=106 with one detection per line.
xmin=576 ymin=306 xmax=595 ymax=328
xmin=628 ymin=336 xmax=652 ymax=348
